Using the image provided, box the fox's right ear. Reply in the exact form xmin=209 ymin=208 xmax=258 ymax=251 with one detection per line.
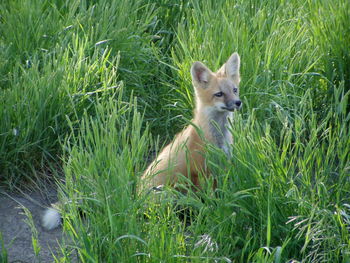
xmin=191 ymin=62 xmax=213 ymax=88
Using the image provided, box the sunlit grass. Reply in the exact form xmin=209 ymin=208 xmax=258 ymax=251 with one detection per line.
xmin=0 ymin=0 xmax=349 ymax=262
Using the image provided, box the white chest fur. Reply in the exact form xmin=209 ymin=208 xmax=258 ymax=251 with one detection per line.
xmin=207 ymin=111 xmax=232 ymax=156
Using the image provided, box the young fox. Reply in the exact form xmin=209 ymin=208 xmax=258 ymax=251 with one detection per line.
xmin=140 ymin=52 xmax=242 ymax=193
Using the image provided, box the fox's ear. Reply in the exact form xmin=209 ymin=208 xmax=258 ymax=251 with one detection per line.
xmin=217 ymin=52 xmax=240 ymax=83
xmin=191 ymin=61 xmax=213 ymax=88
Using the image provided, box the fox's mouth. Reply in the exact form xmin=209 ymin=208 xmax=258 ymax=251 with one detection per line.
xmin=221 ymin=105 xmax=242 ymax=111
xmin=221 ymin=106 xmax=235 ymax=111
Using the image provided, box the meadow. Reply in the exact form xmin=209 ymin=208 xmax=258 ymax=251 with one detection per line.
xmin=0 ymin=0 xmax=349 ymax=262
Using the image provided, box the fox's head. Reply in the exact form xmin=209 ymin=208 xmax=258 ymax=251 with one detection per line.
xmin=191 ymin=52 xmax=242 ymax=113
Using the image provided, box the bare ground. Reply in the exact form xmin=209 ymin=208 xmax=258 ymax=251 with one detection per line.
xmin=0 ymin=186 xmax=63 ymax=263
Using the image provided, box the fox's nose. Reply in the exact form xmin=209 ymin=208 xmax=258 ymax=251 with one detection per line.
xmin=225 ymin=100 xmax=242 ymax=111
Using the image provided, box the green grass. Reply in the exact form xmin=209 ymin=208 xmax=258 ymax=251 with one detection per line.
xmin=0 ymin=0 xmax=349 ymax=262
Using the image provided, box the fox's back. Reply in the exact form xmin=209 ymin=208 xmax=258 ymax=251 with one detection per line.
xmin=141 ymin=124 xmax=206 ymax=190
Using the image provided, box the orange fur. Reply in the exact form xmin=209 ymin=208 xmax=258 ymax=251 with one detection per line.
xmin=141 ymin=52 xmax=242 ymax=192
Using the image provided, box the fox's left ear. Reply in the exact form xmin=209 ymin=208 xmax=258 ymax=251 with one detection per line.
xmin=217 ymin=52 xmax=240 ymax=83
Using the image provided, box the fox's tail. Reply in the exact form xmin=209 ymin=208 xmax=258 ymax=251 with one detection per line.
xmin=42 ymin=206 xmax=61 ymax=230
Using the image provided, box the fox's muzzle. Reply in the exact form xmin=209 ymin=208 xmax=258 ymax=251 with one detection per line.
xmin=223 ymin=100 xmax=242 ymax=111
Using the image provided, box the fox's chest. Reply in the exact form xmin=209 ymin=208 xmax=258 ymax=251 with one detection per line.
xmin=207 ymin=113 xmax=232 ymax=156
xmin=210 ymin=125 xmax=231 ymax=155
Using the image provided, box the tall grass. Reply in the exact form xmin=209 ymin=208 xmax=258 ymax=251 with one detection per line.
xmin=0 ymin=0 xmax=349 ymax=262
xmin=59 ymin=94 xmax=151 ymax=262
xmin=0 ymin=0 xmax=165 ymax=187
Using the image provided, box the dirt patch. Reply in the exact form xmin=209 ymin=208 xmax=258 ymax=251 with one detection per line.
xmin=0 ymin=187 xmax=64 ymax=262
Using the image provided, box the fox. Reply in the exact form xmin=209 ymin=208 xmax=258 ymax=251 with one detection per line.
xmin=140 ymin=52 xmax=242 ymax=193
xmin=42 ymin=52 xmax=242 ymax=230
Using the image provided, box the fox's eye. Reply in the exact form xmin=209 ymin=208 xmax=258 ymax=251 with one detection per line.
xmin=233 ymin=88 xmax=238 ymax=93
xmin=214 ymin=92 xmax=223 ymax=97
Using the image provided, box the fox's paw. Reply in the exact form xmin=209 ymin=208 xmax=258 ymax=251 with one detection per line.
xmin=42 ymin=207 xmax=61 ymax=230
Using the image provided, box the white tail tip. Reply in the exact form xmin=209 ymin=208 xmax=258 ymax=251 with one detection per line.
xmin=42 ymin=208 xmax=61 ymax=230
